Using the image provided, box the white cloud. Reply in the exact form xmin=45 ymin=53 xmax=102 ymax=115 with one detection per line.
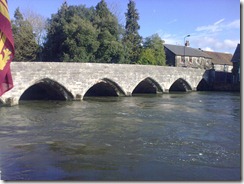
xmin=191 ymin=19 xmax=240 ymax=53
xmin=214 ymin=18 xmax=225 ymax=25
xmin=196 ymin=18 xmax=225 ymax=33
xmin=195 ymin=19 xmax=240 ymax=33
xmin=156 ymin=30 xmax=181 ymax=45
xmin=223 ymin=39 xmax=239 ymax=49
xmin=156 ymin=18 xmax=239 ymax=53
xmin=156 ymin=30 xmax=239 ymax=53
xmin=190 ymin=36 xmax=239 ymax=53
xmin=226 ymin=19 xmax=240 ymax=29
xmin=203 ymin=47 xmax=214 ymax=52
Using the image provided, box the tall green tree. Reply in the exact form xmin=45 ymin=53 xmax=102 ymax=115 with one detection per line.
xmin=43 ymin=3 xmax=99 ymax=62
xmin=62 ymin=14 xmax=99 ymax=62
xmin=139 ymin=34 xmax=166 ymax=65
xmin=94 ymin=0 xmax=125 ymax=63
xmin=123 ymin=0 xmax=142 ymax=64
xmin=43 ymin=2 xmax=69 ymax=61
xmin=11 ymin=8 xmax=38 ymax=61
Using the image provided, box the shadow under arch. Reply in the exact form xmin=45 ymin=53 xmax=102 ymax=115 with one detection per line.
xmin=0 ymin=98 xmax=4 ymax=105
xmin=132 ymin=77 xmax=163 ymax=95
xmin=197 ymin=78 xmax=211 ymax=91
xmin=83 ymin=78 xmax=126 ymax=98
xmin=19 ymin=78 xmax=74 ymax=101
xmin=169 ymin=78 xmax=192 ymax=92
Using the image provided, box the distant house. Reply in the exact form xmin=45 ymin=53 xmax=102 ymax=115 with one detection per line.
xmin=231 ymin=43 xmax=240 ymax=83
xmin=164 ymin=44 xmax=212 ymax=69
xmin=204 ymin=51 xmax=233 ymax=72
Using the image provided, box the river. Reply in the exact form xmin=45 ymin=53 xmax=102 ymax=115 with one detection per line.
xmin=0 ymin=92 xmax=241 ymax=181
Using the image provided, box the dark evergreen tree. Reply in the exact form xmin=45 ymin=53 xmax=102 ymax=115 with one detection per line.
xmin=123 ymin=0 xmax=142 ymax=64
xmin=94 ymin=0 xmax=125 ymax=63
xmin=43 ymin=3 xmax=100 ymax=62
xmin=62 ymin=6 xmax=99 ymax=62
xmin=42 ymin=1 xmax=128 ymax=63
xmin=42 ymin=2 xmax=69 ymax=61
xmin=11 ymin=8 xmax=38 ymax=61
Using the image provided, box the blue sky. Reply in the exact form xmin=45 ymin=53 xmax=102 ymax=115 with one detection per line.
xmin=8 ymin=0 xmax=240 ymax=54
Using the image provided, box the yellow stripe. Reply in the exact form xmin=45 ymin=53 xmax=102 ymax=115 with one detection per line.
xmin=0 ymin=1 xmax=10 ymax=21
xmin=1 ymin=0 xmax=7 ymax=8
xmin=0 ymin=31 xmax=6 ymax=52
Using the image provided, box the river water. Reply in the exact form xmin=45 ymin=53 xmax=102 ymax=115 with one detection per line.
xmin=0 ymin=92 xmax=241 ymax=181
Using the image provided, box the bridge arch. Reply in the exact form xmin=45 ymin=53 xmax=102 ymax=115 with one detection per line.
xmin=83 ymin=78 xmax=126 ymax=97
xmin=169 ymin=78 xmax=192 ymax=92
xmin=132 ymin=77 xmax=163 ymax=95
xmin=19 ymin=78 xmax=74 ymax=101
xmin=197 ymin=78 xmax=211 ymax=91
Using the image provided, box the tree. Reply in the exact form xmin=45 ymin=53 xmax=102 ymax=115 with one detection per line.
xmin=23 ymin=9 xmax=47 ymax=60
xmin=140 ymin=34 xmax=166 ymax=65
xmin=11 ymin=8 xmax=38 ymax=61
xmin=43 ymin=3 xmax=100 ymax=62
xmin=62 ymin=14 xmax=99 ymax=62
xmin=23 ymin=9 xmax=47 ymax=46
xmin=42 ymin=2 xmax=69 ymax=61
xmin=93 ymin=0 xmax=125 ymax=63
xmin=138 ymin=48 xmax=156 ymax=65
xmin=123 ymin=0 xmax=142 ymax=64
xmin=43 ymin=1 xmax=126 ymax=63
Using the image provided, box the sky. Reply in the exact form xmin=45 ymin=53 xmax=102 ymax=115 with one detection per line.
xmin=8 ymin=0 xmax=241 ymax=54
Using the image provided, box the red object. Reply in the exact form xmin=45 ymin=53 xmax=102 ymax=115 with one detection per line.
xmin=0 ymin=0 xmax=14 ymax=96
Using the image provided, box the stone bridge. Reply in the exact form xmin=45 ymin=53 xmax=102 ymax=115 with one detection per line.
xmin=0 ymin=62 xmax=209 ymax=106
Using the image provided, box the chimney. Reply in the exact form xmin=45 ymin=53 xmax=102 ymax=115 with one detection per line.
xmin=185 ymin=40 xmax=190 ymax=47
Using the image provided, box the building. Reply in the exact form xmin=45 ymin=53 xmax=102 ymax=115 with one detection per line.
xmin=231 ymin=43 xmax=240 ymax=83
xmin=204 ymin=51 xmax=233 ymax=72
xmin=164 ymin=44 xmax=212 ymax=69
xmin=205 ymin=52 xmax=233 ymax=85
xmin=164 ymin=43 xmax=240 ymax=91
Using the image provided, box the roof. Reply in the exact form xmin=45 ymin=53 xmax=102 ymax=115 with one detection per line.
xmin=164 ymin=44 xmax=211 ymax=58
xmin=204 ymin=51 xmax=233 ymax=65
xmin=231 ymin=44 xmax=240 ymax=63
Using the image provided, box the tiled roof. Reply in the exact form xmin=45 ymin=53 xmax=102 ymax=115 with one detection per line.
xmin=204 ymin=51 xmax=233 ymax=65
xmin=164 ymin=44 xmax=211 ymax=58
xmin=231 ymin=44 xmax=240 ymax=63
